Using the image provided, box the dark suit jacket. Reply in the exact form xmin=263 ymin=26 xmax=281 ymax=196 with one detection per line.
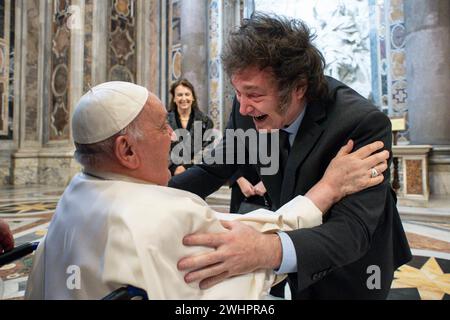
xmin=169 ymin=77 xmax=412 ymax=299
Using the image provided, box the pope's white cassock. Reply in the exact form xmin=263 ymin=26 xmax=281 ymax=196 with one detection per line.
xmin=25 ymin=171 xmax=322 ymax=300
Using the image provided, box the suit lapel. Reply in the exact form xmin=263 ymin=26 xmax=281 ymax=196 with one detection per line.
xmin=280 ymin=102 xmax=327 ymax=205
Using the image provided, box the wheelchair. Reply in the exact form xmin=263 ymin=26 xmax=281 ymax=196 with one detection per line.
xmin=0 ymin=242 xmax=148 ymax=300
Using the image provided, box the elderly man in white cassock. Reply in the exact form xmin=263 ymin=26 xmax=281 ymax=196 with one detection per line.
xmin=25 ymin=82 xmax=388 ymax=300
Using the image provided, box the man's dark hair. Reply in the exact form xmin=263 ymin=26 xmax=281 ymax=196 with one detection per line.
xmin=169 ymin=78 xmax=200 ymax=112
xmin=222 ymin=12 xmax=329 ymax=108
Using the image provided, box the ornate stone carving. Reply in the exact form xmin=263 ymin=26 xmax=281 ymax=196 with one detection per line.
xmin=115 ymin=0 xmax=131 ymax=17
xmin=406 ymin=159 xmax=423 ymax=195
xmin=0 ymin=0 xmax=11 ymax=137
xmin=393 ymin=145 xmax=431 ymax=203
xmin=109 ymin=64 xmax=134 ymax=82
xmin=172 ymin=50 xmax=182 ymax=80
xmin=51 ymin=64 xmax=69 ymax=97
xmin=83 ymin=0 xmax=93 ymax=92
xmin=25 ymin=0 xmax=40 ymax=141
xmin=51 ymin=101 xmax=69 ymax=135
xmin=52 ymin=26 xmax=70 ymax=58
xmin=0 ymin=43 xmax=5 ymax=76
xmin=49 ymin=0 xmax=72 ymax=140
xmin=110 ymin=27 xmax=135 ymax=61
xmin=169 ymin=0 xmax=181 ymax=84
xmin=207 ymin=0 xmax=223 ymax=130
xmin=108 ymin=0 xmax=136 ymax=83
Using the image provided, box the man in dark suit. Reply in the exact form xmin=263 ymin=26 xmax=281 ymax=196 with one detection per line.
xmin=171 ymin=13 xmax=411 ymax=299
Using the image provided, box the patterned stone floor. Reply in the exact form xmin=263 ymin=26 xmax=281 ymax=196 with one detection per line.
xmin=0 ymin=185 xmax=449 ymax=300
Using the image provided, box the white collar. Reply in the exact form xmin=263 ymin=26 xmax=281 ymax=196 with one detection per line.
xmin=82 ymin=169 xmax=156 ymax=186
xmin=281 ymin=104 xmax=307 ymax=145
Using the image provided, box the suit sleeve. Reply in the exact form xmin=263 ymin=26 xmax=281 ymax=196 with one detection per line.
xmin=169 ymin=99 xmax=242 ymax=199
xmin=285 ymin=109 xmax=394 ymax=291
xmin=200 ymin=114 xmax=215 ymax=150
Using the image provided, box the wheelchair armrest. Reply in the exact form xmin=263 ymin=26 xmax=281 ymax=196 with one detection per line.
xmin=0 ymin=242 xmax=39 ymax=267
xmin=102 ymin=286 xmax=148 ymax=300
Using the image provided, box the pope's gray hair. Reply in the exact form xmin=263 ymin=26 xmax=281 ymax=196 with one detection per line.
xmin=74 ymin=117 xmax=144 ymax=169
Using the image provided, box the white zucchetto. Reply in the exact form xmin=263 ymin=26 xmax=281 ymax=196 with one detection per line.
xmin=72 ymin=81 xmax=149 ymax=144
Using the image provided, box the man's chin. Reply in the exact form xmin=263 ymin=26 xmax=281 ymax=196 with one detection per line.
xmin=252 ymin=117 xmax=281 ymax=131
xmin=253 ymin=120 xmax=266 ymax=130
xmin=254 ymin=122 xmax=276 ymax=132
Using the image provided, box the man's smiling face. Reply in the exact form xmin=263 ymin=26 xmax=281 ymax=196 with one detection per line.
xmin=231 ymin=66 xmax=306 ymax=131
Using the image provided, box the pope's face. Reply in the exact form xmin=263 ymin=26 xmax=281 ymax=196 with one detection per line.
xmin=231 ymin=66 xmax=305 ymax=131
xmin=136 ymin=95 xmax=173 ymax=186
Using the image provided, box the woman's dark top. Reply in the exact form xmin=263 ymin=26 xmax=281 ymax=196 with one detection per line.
xmin=168 ymin=108 xmax=214 ymax=176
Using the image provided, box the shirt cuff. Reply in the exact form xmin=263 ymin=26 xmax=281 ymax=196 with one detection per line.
xmin=274 ymin=231 xmax=297 ymax=274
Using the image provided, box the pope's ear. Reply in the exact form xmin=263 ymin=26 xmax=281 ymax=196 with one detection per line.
xmin=114 ymin=135 xmax=140 ymax=169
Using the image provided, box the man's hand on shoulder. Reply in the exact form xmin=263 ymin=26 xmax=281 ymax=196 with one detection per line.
xmin=177 ymin=221 xmax=282 ymax=289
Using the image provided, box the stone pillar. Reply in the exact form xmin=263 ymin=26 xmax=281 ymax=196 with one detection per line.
xmin=221 ymin=0 xmax=242 ymax=130
xmin=180 ymin=0 xmax=208 ymax=114
xmin=0 ymin=0 xmax=20 ymax=185
xmin=12 ymin=0 xmax=82 ymax=187
xmin=149 ymin=0 xmax=165 ymax=99
xmin=12 ymin=0 xmax=44 ymax=185
xmin=207 ymin=0 xmax=224 ymax=131
xmin=405 ymin=0 xmax=450 ymax=145
xmin=404 ymin=0 xmax=450 ymax=197
xmin=91 ymin=0 xmax=108 ymax=85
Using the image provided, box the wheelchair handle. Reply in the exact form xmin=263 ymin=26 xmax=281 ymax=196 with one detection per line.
xmin=102 ymin=286 xmax=148 ymax=300
xmin=0 ymin=242 xmax=39 ymax=267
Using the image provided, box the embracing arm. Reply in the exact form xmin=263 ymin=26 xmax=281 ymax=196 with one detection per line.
xmin=287 ymin=110 xmax=394 ymax=290
xmin=168 ymin=136 xmax=241 ymax=198
xmin=178 ymin=120 xmax=389 ymax=289
xmin=168 ymin=165 xmax=232 ymax=198
xmin=169 ymin=105 xmax=241 ymax=198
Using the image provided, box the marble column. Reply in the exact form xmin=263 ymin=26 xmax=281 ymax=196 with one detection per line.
xmin=12 ymin=0 xmax=83 ymax=186
xmin=21 ymin=0 xmax=42 ymax=148
xmin=207 ymin=0 xmax=224 ymax=131
xmin=221 ymin=0 xmax=242 ymax=130
xmin=91 ymin=0 xmax=108 ymax=86
xmin=180 ymin=0 xmax=208 ymax=114
xmin=148 ymin=0 xmax=165 ymax=100
xmin=0 ymin=0 xmax=19 ymax=185
xmin=404 ymin=0 xmax=450 ymax=197
xmin=404 ymin=0 xmax=450 ymax=145
xmin=11 ymin=0 xmax=44 ymax=185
